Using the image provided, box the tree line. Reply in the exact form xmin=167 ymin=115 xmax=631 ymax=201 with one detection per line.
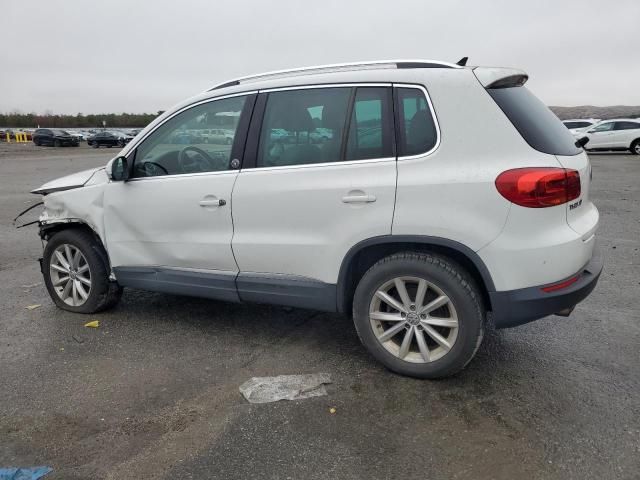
xmin=0 ymin=111 xmax=165 ymax=128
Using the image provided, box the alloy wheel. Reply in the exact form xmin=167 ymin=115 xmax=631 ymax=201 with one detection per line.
xmin=369 ymin=276 xmax=459 ymax=363
xmin=49 ymin=243 xmax=92 ymax=307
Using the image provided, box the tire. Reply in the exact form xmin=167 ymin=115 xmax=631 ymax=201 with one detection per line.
xmin=42 ymin=229 xmax=123 ymax=314
xmin=352 ymin=252 xmax=485 ymax=379
xmin=91 ymin=142 xmax=98 ymax=148
xmin=34 ymin=139 xmax=40 ymax=146
xmin=630 ymin=139 xmax=640 ymax=155
xmin=54 ymin=139 xmax=61 ymax=147
xmin=107 ymin=144 xmax=112 ymax=148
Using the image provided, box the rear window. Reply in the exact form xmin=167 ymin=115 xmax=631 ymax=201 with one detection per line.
xmin=488 ymin=87 xmax=581 ymax=156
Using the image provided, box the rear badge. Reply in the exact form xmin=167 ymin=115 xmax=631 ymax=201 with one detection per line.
xmin=569 ymin=199 xmax=583 ymax=210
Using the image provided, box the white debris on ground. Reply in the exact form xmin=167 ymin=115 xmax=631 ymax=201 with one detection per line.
xmin=239 ymin=373 xmax=332 ymax=404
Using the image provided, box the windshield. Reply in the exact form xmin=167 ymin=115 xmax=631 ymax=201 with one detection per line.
xmin=488 ymin=87 xmax=581 ymax=156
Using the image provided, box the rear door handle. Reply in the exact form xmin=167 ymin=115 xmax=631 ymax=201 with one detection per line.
xmin=342 ymin=193 xmax=376 ymax=203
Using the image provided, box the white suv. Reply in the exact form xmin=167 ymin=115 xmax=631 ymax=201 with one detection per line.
xmin=577 ymin=119 xmax=640 ymax=154
xmin=31 ymin=60 xmax=602 ymax=378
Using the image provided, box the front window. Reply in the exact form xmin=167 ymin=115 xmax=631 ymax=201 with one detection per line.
xmin=590 ymin=122 xmax=614 ymax=132
xmin=132 ymin=95 xmax=247 ymax=178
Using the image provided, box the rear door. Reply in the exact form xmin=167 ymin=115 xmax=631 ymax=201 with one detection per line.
xmin=231 ymin=85 xmax=397 ymax=305
xmin=611 ymin=121 xmax=640 ymax=149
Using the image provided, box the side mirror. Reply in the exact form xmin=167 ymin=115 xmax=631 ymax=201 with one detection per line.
xmin=107 ymin=156 xmax=129 ymax=181
xmin=575 ymin=136 xmax=590 ymax=149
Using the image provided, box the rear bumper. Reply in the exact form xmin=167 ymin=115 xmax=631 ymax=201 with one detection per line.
xmin=489 ymin=246 xmax=603 ymax=328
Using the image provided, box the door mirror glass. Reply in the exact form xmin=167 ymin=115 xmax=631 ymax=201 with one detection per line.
xmin=110 ymin=156 xmax=129 ymax=181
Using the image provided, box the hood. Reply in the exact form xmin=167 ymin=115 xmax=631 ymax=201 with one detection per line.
xmin=31 ymin=167 xmax=106 ymax=195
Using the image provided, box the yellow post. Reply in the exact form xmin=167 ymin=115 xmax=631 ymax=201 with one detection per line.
xmin=5 ymin=132 xmax=10 ymax=143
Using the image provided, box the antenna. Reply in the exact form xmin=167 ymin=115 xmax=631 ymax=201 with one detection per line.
xmin=456 ymin=57 xmax=469 ymax=66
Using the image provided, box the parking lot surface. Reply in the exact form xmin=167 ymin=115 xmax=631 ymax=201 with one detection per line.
xmin=0 ymin=143 xmax=638 ymax=479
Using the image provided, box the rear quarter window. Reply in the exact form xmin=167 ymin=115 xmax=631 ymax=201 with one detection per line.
xmin=488 ymin=87 xmax=581 ymax=156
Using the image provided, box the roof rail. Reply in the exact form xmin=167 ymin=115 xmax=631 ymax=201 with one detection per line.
xmin=208 ymin=59 xmax=461 ymax=91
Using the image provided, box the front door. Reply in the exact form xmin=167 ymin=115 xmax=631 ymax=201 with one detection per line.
xmin=103 ymin=93 xmax=255 ymax=299
xmin=587 ymin=121 xmax=615 ymax=148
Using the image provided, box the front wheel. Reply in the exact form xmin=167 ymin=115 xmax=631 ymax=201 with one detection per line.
xmin=42 ymin=229 xmax=123 ymax=313
xmin=54 ymin=139 xmax=61 ymax=147
xmin=630 ymin=139 xmax=640 ymax=155
xmin=352 ymin=252 xmax=485 ymax=378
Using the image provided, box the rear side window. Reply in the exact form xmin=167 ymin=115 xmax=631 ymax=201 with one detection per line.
xmin=488 ymin=87 xmax=581 ymax=156
xmin=395 ymin=87 xmax=438 ymax=156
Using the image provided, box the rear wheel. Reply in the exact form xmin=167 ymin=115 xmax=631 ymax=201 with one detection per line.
xmin=43 ymin=229 xmax=122 ymax=313
xmin=352 ymin=252 xmax=485 ymax=378
xmin=54 ymin=139 xmax=61 ymax=147
xmin=630 ymin=139 xmax=640 ymax=155
xmin=34 ymin=139 xmax=40 ymax=146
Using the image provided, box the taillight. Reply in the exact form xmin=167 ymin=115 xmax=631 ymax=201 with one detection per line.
xmin=495 ymin=168 xmax=581 ymax=208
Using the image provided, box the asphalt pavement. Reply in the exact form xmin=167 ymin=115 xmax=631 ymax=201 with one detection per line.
xmin=0 ymin=143 xmax=638 ymax=479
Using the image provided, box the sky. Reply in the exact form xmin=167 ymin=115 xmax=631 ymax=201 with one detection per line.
xmin=1 ymin=0 xmax=638 ymax=114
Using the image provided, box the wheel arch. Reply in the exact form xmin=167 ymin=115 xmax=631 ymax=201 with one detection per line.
xmin=39 ymin=220 xmax=113 ymax=274
xmin=336 ymin=235 xmax=495 ymax=315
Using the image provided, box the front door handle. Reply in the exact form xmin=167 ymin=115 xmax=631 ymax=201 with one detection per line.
xmin=199 ymin=196 xmax=226 ymax=207
xmin=342 ymin=191 xmax=376 ymax=204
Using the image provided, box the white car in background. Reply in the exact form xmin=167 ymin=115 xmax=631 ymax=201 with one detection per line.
xmin=578 ymin=119 xmax=640 ymax=154
xmin=562 ymin=119 xmax=599 ymax=135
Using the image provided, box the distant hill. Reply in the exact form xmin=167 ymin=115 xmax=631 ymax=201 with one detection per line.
xmin=550 ymin=106 xmax=640 ymax=120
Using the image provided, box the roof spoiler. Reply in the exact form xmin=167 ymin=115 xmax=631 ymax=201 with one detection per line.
xmin=473 ymin=67 xmax=528 ymax=89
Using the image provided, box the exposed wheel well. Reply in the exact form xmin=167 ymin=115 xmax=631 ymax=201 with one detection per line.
xmin=337 ymin=240 xmax=493 ymax=315
xmin=39 ymin=222 xmax=112 ymax=272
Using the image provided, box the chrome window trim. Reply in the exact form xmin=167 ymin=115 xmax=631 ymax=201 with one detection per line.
xmin=393 ymin=83 xmax=441 ymax=161
xmin=241 ymin=157 xmax=396 ymax=174
xmin=123 ymin=169 xmax=238 ymax=183
xmin=260 ymin=82 xmax=391 ymax=93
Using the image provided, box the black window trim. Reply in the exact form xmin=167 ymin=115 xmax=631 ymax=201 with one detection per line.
xmin=392 ymin=82 xmax=441 ymax=160
xmin=241 ymin=82 xmax=398 ymax=171
xmin=124 ymin=91 xmax=257 ymax=182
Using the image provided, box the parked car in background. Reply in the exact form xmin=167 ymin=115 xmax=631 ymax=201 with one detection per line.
xmin=32 ymin=129 xmax=79 ymax=147
xmin=562 ymin=119 xmax=599 ymax=135
xmin=87 ymin=131 xmax=125 ymax=148
xmin=31 ymin=60 xmax=602 ymax=379
xmin=204 ymin=128 xmax=234 ymax=144
xmin=578 ymin=119 xmax=640 ymax=154
xmin=68 ymin=131 xmax=85 ymax=142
